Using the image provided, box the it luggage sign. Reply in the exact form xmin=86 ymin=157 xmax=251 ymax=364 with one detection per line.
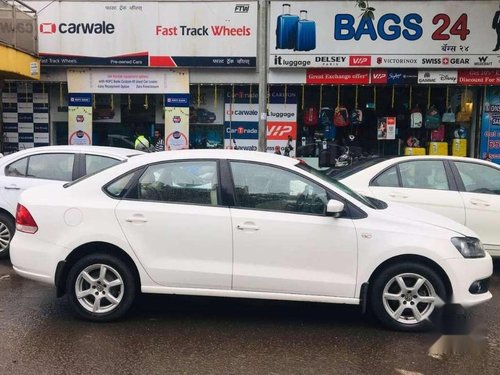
xmin=270 ymin=1 xmax=500 ymax=68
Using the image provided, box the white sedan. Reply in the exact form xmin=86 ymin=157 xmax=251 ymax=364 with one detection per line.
xmin=0 ymin=145 xmax=143 ymax=258
xmin=11 ymin=150 xmax=492 ymax=331
xmin=334 ymin=156 xmax=500 ymax=258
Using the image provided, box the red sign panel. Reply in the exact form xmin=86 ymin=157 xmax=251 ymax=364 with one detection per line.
xmin=306 ymin=69 xmax=370 ymax=84
xmin=458 ymin=69 xmax=500 ymax=85
xmin=349 ymin=56 xmax=371 ymax=66
xmin=266 ymin=122 xmax=296 ymax=140
xmin=370 ymin=69 xmax=388 ymax=84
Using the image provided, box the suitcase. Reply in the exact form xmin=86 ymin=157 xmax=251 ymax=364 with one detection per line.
xmin=452 ymin=139 xmax=467 ymax=156
xmin=404 ymin=147 xmax=426 ymax=156
xmin=428 ymin=142 xmax=448 ymax=156
xmin=295 ymin=10 xmax=316 ymax=51
xmin=276 ymin=4 xmax=299 ymax=50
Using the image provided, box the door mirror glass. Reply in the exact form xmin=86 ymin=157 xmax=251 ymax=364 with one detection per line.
xmin=326 ymin=199 xmax=345 ymax=217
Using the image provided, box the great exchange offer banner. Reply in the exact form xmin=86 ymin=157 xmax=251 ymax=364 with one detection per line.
xmin=270 ymin=0 xmax=500 ymax=68
xmin=28 ymin=1 xmax=257 ymax=68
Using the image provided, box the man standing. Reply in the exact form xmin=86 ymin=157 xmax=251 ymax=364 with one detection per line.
xmin=153 ymin=129 xmax=165 ymax=152
xmin=492 ymin=5 xmax=500 ymax=51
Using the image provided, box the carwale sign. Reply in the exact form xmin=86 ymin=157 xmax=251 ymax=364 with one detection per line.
xmin=270 ymin=0 xmax=500 ymax=68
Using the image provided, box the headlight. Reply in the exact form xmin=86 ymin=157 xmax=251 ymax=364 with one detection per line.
xmin=451 ymin=237 xmax=485 ymax=258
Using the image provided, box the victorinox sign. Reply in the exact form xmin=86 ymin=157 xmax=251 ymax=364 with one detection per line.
xmin=39 ymin=21 xmax=115 ymax=35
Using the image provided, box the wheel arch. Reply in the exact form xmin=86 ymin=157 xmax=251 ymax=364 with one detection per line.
xmin=56 ymin=241 xmax=141 ymax=297
xmin=0 ymin=208 xmax=15 ymax=222
xmin=367 ymin=254 xmax=453 ymax=301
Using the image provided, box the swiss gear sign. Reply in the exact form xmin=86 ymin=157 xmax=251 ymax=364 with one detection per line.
xmin=334 ymin=106 xmax=349 ymax=127
xmin=303 ymin=106 xmax=318 ymax=126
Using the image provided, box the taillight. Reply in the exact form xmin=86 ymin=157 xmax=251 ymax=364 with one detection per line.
xmin=16 ymin=204 xmax=38 ymax=234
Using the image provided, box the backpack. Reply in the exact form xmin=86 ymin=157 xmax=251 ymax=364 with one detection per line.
xmin=410 ymin=108 xmax=423 ymax=128
xmin=303 ymin=106 xmax=318 ymax=126
xmin=319 ymin=107 xmax=333 ymax=129
xmin=425 ymin=105 xmax=441 ymax=129
xmin=350 ymin=108 xmax=363 ymax=126
xmin=334 ymin=106 xmax=349 ymax=127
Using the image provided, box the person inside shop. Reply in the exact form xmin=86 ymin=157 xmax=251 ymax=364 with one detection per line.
xmin=134 ymin=125 xmax=151 ymax=152
xmin=283 ymin=135 xmax=294 ymax=157
xmin=493 ymin=5 xmax=500 ymax=51
xmin=153 ymin=129 xmax=165 ymax=152
xmin=274 ymin=145 xmax=282 ymax=155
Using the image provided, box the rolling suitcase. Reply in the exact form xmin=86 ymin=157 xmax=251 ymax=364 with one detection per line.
xmin=276 ymin=4 xmax=299 ymax=50
xmin=295 ymin=10 xmax=316 ymax=51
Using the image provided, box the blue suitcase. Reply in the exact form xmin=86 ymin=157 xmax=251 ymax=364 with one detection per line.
xmin=295 ymin=10 xmax=316 ymax=51
xmin=276 ymin=4 xmax=299 ymax=49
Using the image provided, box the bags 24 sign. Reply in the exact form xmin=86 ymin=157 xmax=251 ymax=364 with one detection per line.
xmin=270 ymin=1 xmax=500 ymax=68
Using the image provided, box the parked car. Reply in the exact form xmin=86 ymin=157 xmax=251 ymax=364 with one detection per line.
xmin=93 ymin=105 xmax=115 ymax=120
xmin=10 ymin=150 xmax=492 ymax=330
xmin=189 ymin=107 xmax=216 ymax=123
xmin=335 ymin=156 xmax=500 ymax=258
xmin=0 ymin=146 xmax=143 ymax=258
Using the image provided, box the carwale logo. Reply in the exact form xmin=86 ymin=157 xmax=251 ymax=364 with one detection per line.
xmin=40 ymin=22 xmax=56 ymax=34
xmin=39 ymin=21 xmax=115 ymax=35
xmin=349 ymin=56 xmax=371 ymax=66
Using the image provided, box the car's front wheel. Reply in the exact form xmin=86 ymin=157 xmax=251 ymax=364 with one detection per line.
xmin=66 ymin=253 xmax=137 ymax=321
xmin=0 ymin=213 xmax=15 ymax=259
xmin=371 ymin=262 xmax=447 ymax=331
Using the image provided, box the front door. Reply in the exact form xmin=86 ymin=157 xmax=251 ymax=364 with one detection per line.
xmin=229 ymin=161 xmax=358 ymax=298
xmin=114 ymin=160 xmax=233 ymax=289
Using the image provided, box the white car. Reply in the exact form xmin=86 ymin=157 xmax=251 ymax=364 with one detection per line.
xmin=10 ymin=150 xmax=492 ymax=331
xmin=0 ymin=145 xmax=143 ymax=258
xmin=333 ymin=156 xmax=500 ymax=258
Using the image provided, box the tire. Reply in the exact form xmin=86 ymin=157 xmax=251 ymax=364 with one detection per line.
xmin=0 ymin=213 xmax=15 ymax=259
xmin=66 ymin=253 xmax=137 ymax=322
xmin=370 ymin=262 xmax=447 ymax=332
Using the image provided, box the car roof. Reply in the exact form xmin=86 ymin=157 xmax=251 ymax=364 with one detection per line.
xmin=0 ymin=145 xmax=143 ymax=164
xmin=385 ymin=155 xmax=498 ymax=166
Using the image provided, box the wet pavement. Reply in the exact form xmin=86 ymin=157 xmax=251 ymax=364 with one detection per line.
xmin=0 ymin=258 xmax=499 ymax=375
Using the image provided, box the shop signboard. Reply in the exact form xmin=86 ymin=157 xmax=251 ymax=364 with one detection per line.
xmin=377 ymin=117 xmax=396 ymax=140
xmin=224 ymin=85 xmax=259 ymax=150
xmin=28 ymin=1 xmax=257 ymax=68
xmin=480 ymin=87 xmax=500 ymax=164
xmin=458 ymin=69 xmax=500 ymax=85
xmin=387 ymin=69 xmax=418 ymax=85
xmin=270 ymin=1 xmax=500 ymax=68
xmin=266 ymin=86 xmax=298 ymax=155
xmin=165 ymin=93 xmax=190 ymax=150
xmin=306 ymin=69 xmax=370 ymax=84
xmin=68 ymin=93 xmax=93 ymax=145
xmin=417 ymin=70 xmax=458 ymax=84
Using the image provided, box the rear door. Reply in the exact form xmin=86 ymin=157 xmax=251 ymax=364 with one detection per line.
xmin=367 ymin=159 xmax=466 ymax=224
xmin=113 ymin=160 xmax=233 ymax=289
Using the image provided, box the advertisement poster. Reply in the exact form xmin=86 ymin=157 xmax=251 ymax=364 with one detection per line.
xmin=165 ymin=94 xmax=189 ymax=150
xmin=270 ymin=1 xmax=500 ymax=68
xmin=190 ymin=86 xmax=225 ymax=149
xmin=377 ymin=117 xmax=396 ymax=140
xmin=480 ymin=87 xmax=500 ymax=164
xmin=68 ymin=93 xmax=93 ymax=145
xmin=224 ymin=86 xmax=259 ymax=150
xmin=28 ymin=1 xmax=257 ymax=68
xmin=266 ymin=86 xmax=298 ymax=155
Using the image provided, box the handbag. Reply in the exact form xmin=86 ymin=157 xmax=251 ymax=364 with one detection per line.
xmin=441 ymin=108 xmax=456 ymax=123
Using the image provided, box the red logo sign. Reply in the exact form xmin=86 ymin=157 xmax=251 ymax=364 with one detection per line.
xmin=266 ymin=123 xmax=295 ymax=140
xmin=442 ymin=57 xmax=450 ymax=65
xmin=371 ymin=69 xmax=388 ymax=84
xmin=306 ymin=69 xmax=370 ymax=84
xmin=237 ymin=127 xmax=245 ymax=135
xmin=40 ymin=23 xmax=56 ymax=34
xmin=458 ymin=69 xmax=500 ymax=85
xmin=76 ymin=115 xmax=84 ymax=122
xmin=173 ymin=116 xmax=181 ymax=123
xmin=349 ymin=56 xmax=371 ymax=66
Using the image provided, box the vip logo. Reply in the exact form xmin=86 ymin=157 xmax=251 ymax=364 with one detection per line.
xmin=267 ymin=125 xmax=293 ymax=138
xmin=40 ymin=23 xmax=56 ymax=34
xmin=372 ymin=73 xmax=386 ymax=79
xmin=349 ymin=56 xmax=371 ymax=66
xmin=235 ymin=4 xmax=250 ymax=13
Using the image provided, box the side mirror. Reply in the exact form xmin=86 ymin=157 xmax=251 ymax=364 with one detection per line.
xmin=326 ymin=199 xmax=345 ymax=217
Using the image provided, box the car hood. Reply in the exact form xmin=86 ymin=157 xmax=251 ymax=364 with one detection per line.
xmin=379 ymin=201 xmax=477 ymax=238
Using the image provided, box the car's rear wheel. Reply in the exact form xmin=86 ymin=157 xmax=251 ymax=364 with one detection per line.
xmin=0 ymin=213 xmax=15 ymax=259
xmin=66 ymin=253 xmax=137 ymax=321
xmin=371 ymin=262 xmax=447 ymax=331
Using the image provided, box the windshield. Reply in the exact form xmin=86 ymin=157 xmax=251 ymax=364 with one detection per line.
xmin=328 ymin=157 xmax=391 ymax=179
xmin=296 ymin=162 xmax=380 ymax=209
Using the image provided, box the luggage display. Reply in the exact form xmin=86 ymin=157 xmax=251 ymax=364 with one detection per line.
xmin=425 ymin=105 xmax=441 ymax=129
xmin=303 ymin=106 xmax=318 ymax=126
xmin=276 ymin=4 xmax=299 ymax=50
xmin=404 ymin=147 xmax=426 ymax=156
xmin=295 ymin=10 xmax=316 ymax=51
xmin=452 ymin=138 xmax=467 ymax=156
xmin=333 ymin=106 xmax=349 ymax=127
xmin=430 ymin=124 xmax=446 ymax=142
xmin=428 ymin=142 xmax=448 ymax=156
xmin=410 ymin=108 xmax=423 ymax=128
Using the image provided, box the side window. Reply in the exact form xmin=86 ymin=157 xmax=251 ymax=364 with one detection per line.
xmin=399 ymin=161 xmax=449 ymax=190
xmin=105 ymin=172 xmax=136 ymax=198
xmin=136 ymin=161 xmax=218 ymax=205
xmin=371 ymin=166 xmax=399 ymax=187
xmin=230 ymin=162 xmax=328 ymax=215
xmin=27 ymin=153 xmax=75 ymax=181
xmin=5 ymin=157 xmax=28 ymax=177
xmin=86 ymin=155 xmax=121 ymax=175
xmin=455 ymin=162 xmax=500 ymax=195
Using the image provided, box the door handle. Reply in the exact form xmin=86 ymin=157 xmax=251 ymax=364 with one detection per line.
xmin=470 ymin=199 xmax=491 ymax=207
xmin=236 ymin=223 xmax=259 ymax=231
xmin=4 ymin=185 xmax=20 ymax=190
xmin=389 ymin=192 xmax=408 ymax=199
xmin=125 ymin=216 xmax=148 ymax=223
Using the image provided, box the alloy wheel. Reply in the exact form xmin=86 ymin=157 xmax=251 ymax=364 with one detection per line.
xmin=0 ymin=222 xmax=12 ymax=253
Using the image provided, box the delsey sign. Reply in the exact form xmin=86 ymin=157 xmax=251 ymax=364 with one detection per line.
xmin=39 ymin=21 xmax=115 ymax=35
xmin=269 ymin=1 xmax=500 ymax=68
xmin=27 ymin=1 xmax=257 ymax=68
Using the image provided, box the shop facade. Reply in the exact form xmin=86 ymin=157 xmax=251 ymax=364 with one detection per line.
xmin=1 ymin=1 xmax=500 ymax=166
